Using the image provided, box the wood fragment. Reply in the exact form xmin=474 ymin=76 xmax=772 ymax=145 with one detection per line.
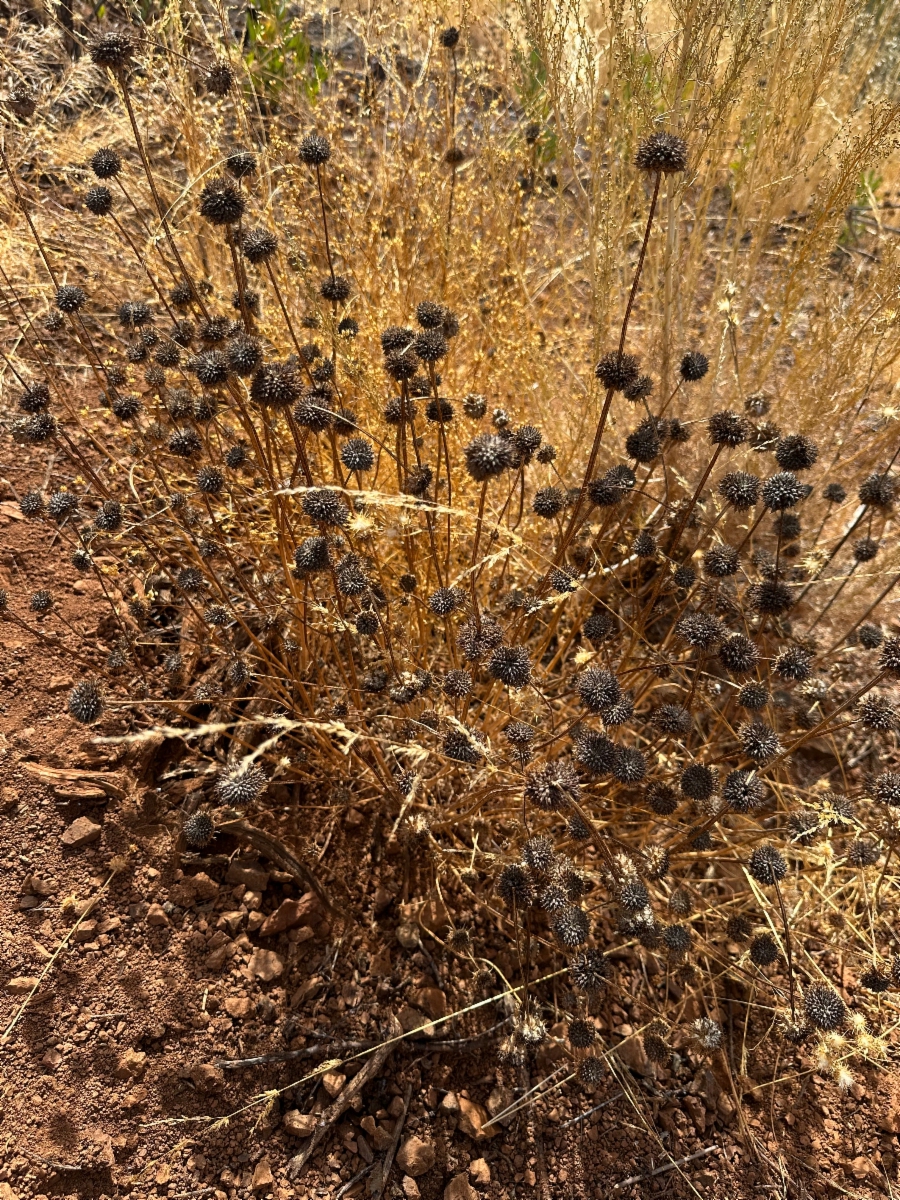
xmin=286 ymin=1017 xmax=401 ymax=1179
xmin=371 ymin=1080 xmax=413 ymax=1200
xmin=217 ymin=816 xmax=334 ymax=913
xmin=20 ymin=761 xmax=125 ymax=800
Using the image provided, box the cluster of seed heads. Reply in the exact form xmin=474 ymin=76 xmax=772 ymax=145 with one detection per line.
xmin=3 ymin=38 xmax=898 ymax=1095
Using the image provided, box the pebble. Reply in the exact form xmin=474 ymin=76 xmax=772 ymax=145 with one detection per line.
xmin=4 ymin=976 xmax=39 ymax=994
xmin=396 ymin=1136 xmax=435 ymax=1178
xmin=225 ymin=860 xmax=270 ymax=891
xmin=259 ymin=892 xmax=320 ymax=937
xmin=321 ymin=1071 xmax=346 ymax=1098
xmin=469 ymin=1159 xmax=490 ymax=1185
xmin=283 ymin=1110 xmax=317 ymax=1137
xmin=444 ymin=1176 xmax=476 ymax=1200
xmin=60 ymin=816 xmax=101 ymax=848
xmin=146 ymin=903 xmax=169 ymax=927
xmin=248 ymin=948 xmax=284 ymax=981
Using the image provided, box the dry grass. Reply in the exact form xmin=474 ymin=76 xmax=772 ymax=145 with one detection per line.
xmin=2 ymin=0 xmax=900 ymax=1174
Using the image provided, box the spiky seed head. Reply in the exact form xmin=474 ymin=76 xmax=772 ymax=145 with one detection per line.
xmin=428 ymin=586 xmax=463 ymax=616
xmin=19 ymin=491 xmax=43 ymax=518
xmin=847 ymin=838 xmax=880 ymax=868
xmin=425 ymin=397 xmax=454 ymax=423
xmin=803 ymin=983 xmax=845 ymax=1031
xmin=577 ymin=1057 xmax=605 ymax=1086
xmin=618 ymin=878 xmax=650 ymax=913
xmin=635 ymin=132 xmax=689 ymax=173
xmin=690 ymin=1017 xmax=723 ymax=1052
xmin=748 ymin=844 xmax=787 ymax=885
xmin=679 ymin=350 xmax=709 ymax=381
xmin=552 ymin=905 xmax=589 ymax=947
xmin=574 ymin=731 xmax=616 ymax=776
xmin=205 ymin=60 xmax=235 ymax=95
xmin=723 ymin=769 xmax=766 ymax=813
xmin=533 ymin=486 xmax=565 ymax=518
xmin=681 ymin=764 xmax=716 ymax=801
xmin=85 ymin=185 xmax=113 ymax=216
xmin=226 ymin=147 xmax=257 ymax=178
xmin=199 ymin=176 xmax=245 ymax=225
xmin=320 ymin=276 xmax=352 ymax=303
xmin=858 ymin=472 xmax=896 ymax=509
xmin=488 ymin=645 xmax=532 ymax=688
xmin=568 ymin=1018 xmax=594 ymax=1048
xmin=89 ymin=31 xmax=135 ymax=70
xmin=747 ymin=580 xmax=794 ymax=616
xmin=524 ymin=761 xmax=581 ymax=811
xmin=853 ymin=536 xmax=879 ymax=563
xmin=577 ymin=667 xmax=621 ymax=715
xmin=441 ymin=669 xmax=472 ymax=699
xmin=739 ymin=721 xmax=782 ymax=764
xmin=859 ymin=967 xmax=890 ymax=993
xmin=30 ymin=589 xmax=52 ymax=613
xmin=250 ymin=361 xmax=301 ymax=407
xmin=18 ymin=381 xmax=51 ymax=412
xmin=873 ymin=772 xmax=900 ymax=806
xmin=775 ymin=433 xmax=818 ymax=471
xmin=750 ymin=933 xmax=779 ymax=966
xmin=583 ymin=611 xmax=618 ymax=644
xmin=880 ymin=636 xmax=900 ymax=676
xmin=167 ymin=426 xmax=201 ymax=458
xmin=708 ymin=409 xmax=749 ymax=447
xmin=71 ymin=549 xmax=92 ymax=572
xmin=774 ymin=646 xmax=813 ymax=681
xmin=183 ymin=811 xmax=215 ymax=848
xmin=823 ymin=481 xmax=846 ymax=503
xmin=439 ymin=25 xmax=460 ymax=47
xmin=762 ymin=470 xmax=805 ymax=510
xmin=298 ymin=133 xmax=331 ymax=165
xmin=90 ymin=147 xmax=122 ymax=178
xmin=522 ymin=835 xmax=555 ymax=873
xmin=726 ymin=914 xmax=753 ymax=942
xmin=623 ymin=373 xmax=654 ymax=402
xmin=95 ymin=499 xmax=123 ymax=531
xmin=462 ymin=392 xmax=487 ymax=419
xmin=191 ymin=350 xmax=230 ymax=387
xmin=55 ymin=284 xmax=86 ymax=313
xmin=505 ymin=721 xmax=535 ymax=746
xmin=718 ymin=470 xmax=760 ymax=511
xmin=859 ymin=695 xmax=897 ymax=732
xmin=646 ymin=782 xmax=678 ymax=815
xmin=625 ymin=418 xmax=661 ymax=462
xmin=464 ymin=432 xmax=516 ymax=481
xmin=216 ymin=765 xmax=267 ymax=806
xmin=595 ymin=351 xmax=640 ymax=391
xmin=68 ymin=679 xmax=104 ymax=724
xmin=663 ymin=924 xmax=692 ymax=955
xmin=675 ymin=612 xmax=723 ymax=649
xmin=497 ymin=862 xmax=534 ymax=908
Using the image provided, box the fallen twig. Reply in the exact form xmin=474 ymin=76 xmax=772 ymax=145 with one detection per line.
xmin=335 ymin=1164 xmax=373 ymax=1198
xmin=287 ymin=1017 xmax=401 ymax=1179
xmin=217 ymin=817 xmax=334 ymax=914
xmin=371 ymin=1080 xmax=413 ymax=1200
xmin=611 ymin=1145 xmax=718 ymax=1190
xmin=215 ymin=1040 xmax=375 ymax=1070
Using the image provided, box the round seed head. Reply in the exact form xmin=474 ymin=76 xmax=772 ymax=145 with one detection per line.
xmin=183 ymin=811 xmax=215 ymax=849
xmin=552 ymin=905 xmax=590 ymax=947
xmin=85 ymin=185 xmax=113 ymax=216
xmin=663 ymin=924 xmax=692 ymax=955
xmin=217 ymin=765 xmax=268 ymax=806
xmin=439 ymin=26 xmax=460 ymax=47
xmin=488 ymin=645 xmax=532 ymax=688
xmin=625 ymin=418 xmax=661 ymax=463
xmin=880 ymin=635 xmax=900 ymax=676
xmin=874 ymin=771 xmax=900 ymax=806
xmin=524 ymin=761 xmax=581 ymax=811
xmin=646 ymin=781 xmax=678 ymax=815
xmin=90 ymin=147 xmax=122 ymax=179
xmin=703 ymin=544 xmax=739 ymax=578
xmin=302 ymin=488 xmax=348 ymax=527
xmin=859 ymin=695 xmax=897 ymax=732
xmin=748 ymin=844 xmax=787 ymax=885
xmin=574 ymin=730 xmax=616 ymax=776
xmin=612 ymin=746 xmax=646 ymax=784
xmin=739 ymin=721 xmax=782 ymax=764
xmin=428 ymin=586 xmax=463 ymax=616
xmin=298 ymin=133 xmax=331 ymax=165
xmin=95 ymin=499 xmax=123 ymax=531
xmin=762 ymin=471 xmax=805 ymax=510
xmin=167 ymin=426 xmax=201 ymax=458
xmin=679 ymin=350 xmax=709 ymax=381
xmin=497 ymin=862 xmax=534 ymax=908
xmin=708 ymin=409 xmax=749 ymax=447
xmin=847 ymin=838 xmax=880 ymax=868
xmin=577 ymin=1057 xmax=605 ymax=1086
xmin=690 ymin=1017 xmax=722 ymax=1052
xmin=594 ymin=351 xmax=640 ymax=392
xmin=19 ymin=491 xmax=43 ymax=518
xmin=320 ymin=276 xmax=352 ymax=303
xmin=681 ymin=763 xmax=716 ymax=801
xmin=773 ymin=646 xmax=813 ymax=681
xmin=205 ymin=60 xmax=235 ymax=95
xmin=718 ymin=470 xmax=760 ymax=510
xmin=634 ymin=132 xmax=689 ymax=173
xmin=750 ymin=933 xmax=779 ymax=966
xmin=568 ymin=1018 xmax=595 ymax=1049
xmin=859 ymin=967 xmax=890 ymax=993
xmin=623 ymin=373 xmax=654 ymax=402
xmin=853 ymin=536 xmax=879 ymax=563
xmin=68 ymin=679 xmax=104 ymax=724
xmin=675 ymin=612 xmax=723 ymax=649
xmin=250 ymin=361 xmax=300 ymax=407
xmin=533 ymin=486 xmax=565 ymax=518
xmin=858 ymin=472 xmax=896 ymax=509
xmin=199 ymin=176 xmax=245 ymax=225
xmin=225 ymin=147 xmax=257 ymax=178
xmin=464 ymin=432 xmax=516 ymax=480
xmin=775 ymin=433 xmax=818 ymax=471
xmin=747 ymin=580 xmax=794 ymax=616
xmin=55 ymin=284 xmax=86 ymax=313
xmin=577 ymin=667 xmax=621 ymax=715
xmin=723 ymin=769 xmax=766 ymax=812
xmin=823 ymin=481 xmax=846 ymax=503
xmin=803 ymin=983 xmax=845 ymax=1031
xmin=30 ymin=589 xmax=52 ymax=613
xmin=89 ymin=31 xmax=135 ymax=70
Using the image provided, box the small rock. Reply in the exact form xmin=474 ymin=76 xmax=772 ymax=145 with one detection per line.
xmin=41 ymin=1049 xmax=62 ymax=1068
xmin=248 ymin=948 xmax=284 ymax=981
xmin=4 ymin=976 xmax=39 ymax=994
xmin=60 ymin=816 xmax=101 ymax=848
xmin=402 ymin=1177 xmax=421 ymax=1200
xmin=247 ymin=910 xmax=265 ymax=933
xmin=321 ymin=1070 xmax=346 ymax=1098
xmin=224 ymin=996 xmax=252 ymax=1018
xmin=373 ymin=886 xmax=394 ymax=914
xmin=146 ymin=903 xmax=169 ymax=927
xmin=155 ymin=1164 xmax=171 ymax=1186
xmin=395 ymin=922 xmax=419 ymax=950
xmin=113 ymin=1048 xmax=147 ymax=1080
xmin=397 ymin=1005 xmax=433 ymax=1036
xmin=47 ymin=676 xmax=72 ymax=692
xmin=225 ymin=860 xmax=269 ymax=891
xmin=439 ymin=1091 xmax=460 ymax=1117
xmin=409 ymin=986 xmax=447 ymax=1020
xmin=24 ymin=875 xmax=58 ymax=896
xmin=396 ymin=1136 xmax=435 ymax=1178
xmin=444 ymin=1176 xmax=476 ymax=1200
xmin=469 ymin=1158 xmax=490 ymax=1185
xmin=259 ymin=892 xmax=321 ymax=937
xmin=0 ymin=1183 xmax=20 ymax=1200
xmin=251 ymin=1159 xmax=274 ymax=1190
xmin=344 ymin=807 xmax=364 ymax=827
xmin=72 ymin=920 xmax=99 ymax=944
xmin=189 ymin=1062 xmax=223 ymax=1089
xmin=283 ymin=1110 xmax=318 ymax=1137
xmin=17 ymin=896 xmax=39 ymax=910
xmin=457 ymin=1097 xmax=498 ymax=1140
xmin=204 ymin=944 xmax=231 ymax=971
xmin=217 ymin=910 xmax=246 ymax=935
xmin=485 ymin=1086 xmax=514 ymax=1129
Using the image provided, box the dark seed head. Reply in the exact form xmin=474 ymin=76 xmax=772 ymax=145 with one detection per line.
xmin=595 ymin=351 xmax=639 ymax=392
xmin=708 ymin=409 xmax=749 ymax=447
xmin=320 ymin=276 xmax=352 ymax=303
xmin=803 ymin=983 xmax=845 ymax=1031
xmin=635 ymin=132 xmax=689 ymax=173
xmin=679 ymin=350 xmax=709 ymax=381
xmin=91 ymin=147 xmax=122 ymax=179
xmin=205 ymin=60 xmax=235 ymax=95
xmin=718 ymin=470 xmax=760 ymax=510
xmin=68 ymin=679 xmax=104 ymax=724
xmin=775 ymin=433 xmax=818 ymax=472
xmin=183 ymin=811 xmax=215 ymax=848
xmin=748 ymin=844 xmax=786 ymax=885
xmin=199 ymin=176 xmax=245 ymax=225
xmin=85 ymin=185 xmax=113 ymax=216
xmin=723 ymin=769 xmax=766 ymax=812
xmin=55 ymin=284 xmax=86 ymax=313
xmin=750 ymin=933 xmax=779 ymax=966
xmin=298 ymin=133 xmax=331 ymax=165
xmin=89 ymin=31 xmax=135 ymax=71
xmin=464 ymin=432 xmax=516 ymax=481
